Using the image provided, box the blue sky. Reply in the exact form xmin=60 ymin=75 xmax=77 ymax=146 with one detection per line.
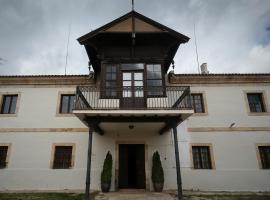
xmin=0 ymin=0 xmax=269 ymax=75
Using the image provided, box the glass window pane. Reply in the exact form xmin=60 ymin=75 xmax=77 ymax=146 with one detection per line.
xmin=135 ymin=89 xmax=144 ymax=97
xmin=111 ymin=66 xmax=116 ymax=73
xmin=69 ymin=96 xmax=75 ymax=112
xmin=147 ymin=80 xmax=162 ymax=87
xmin=134 ymin=73 xmax=143 ymax=80
xmin=9 ymin=96 xmax=17 ymax=114
xmin=123 ymin=81 xmax=131 ymax=87
xmin=2 ymin=96 xmax=11 ymax=114
xmin=61 ymin=96 xmax=69 ymax=113
xmin=106 ymin=81 xmax=116 ymax=88
xmin=153 ymin=64 xmax=161 ymax=71
xmin=123 ymin=90 xmax=132 ymax=97
xmin=134 ymin=81 xmax=143 ymax=87
xmin=123 ymin=73 xmax=132 ymax=80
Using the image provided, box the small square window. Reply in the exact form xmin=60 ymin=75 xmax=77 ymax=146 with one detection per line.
xmin=191 ymin=94 xmax=205 ymax=113
xmin=1 ymin=95 xmax=18 ymax=114
xmin=192 ymin=146 xmax=212 ymax=169
xmin=0 ymin=146 xmax=9 ymax=169
xmin=53 ymin=146 xmax=73 ymax=169
xmin=247 ymin=93 xmax=266 ymax=113
xmin=60 ymin=95 xmax=75 ymax=113
xmin=258 ymin=146 xmax=270 ymax=169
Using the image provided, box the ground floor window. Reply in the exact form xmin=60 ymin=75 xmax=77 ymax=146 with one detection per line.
xmin=258 ymin=146 xmax=270 ymax=169
xmin=192 ymin=145 xmax=213 ymax=169
xmin=0 ymin=145 xmax=9 ymax=169
xmin=52 ymin=145 xmax=75 ymax=169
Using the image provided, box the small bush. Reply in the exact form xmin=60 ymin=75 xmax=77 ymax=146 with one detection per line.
xmin=151 ymin=151 xmax=164 ymax=183
xmin=101 ymin=151 xmax=113 ymax=184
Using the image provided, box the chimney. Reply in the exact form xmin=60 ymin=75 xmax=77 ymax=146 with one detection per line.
xmin=200 ymin=63 xmax=209 ymax=74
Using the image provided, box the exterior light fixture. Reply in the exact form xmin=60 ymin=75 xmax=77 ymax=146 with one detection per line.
xmin=129 ymin=125 xmax=134 ymax=129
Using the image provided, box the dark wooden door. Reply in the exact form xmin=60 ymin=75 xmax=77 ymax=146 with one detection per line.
xmin=121 ymin=71 xmax=145 ymax=109
xmin=119 ymin=144 xmax=146 ymax=189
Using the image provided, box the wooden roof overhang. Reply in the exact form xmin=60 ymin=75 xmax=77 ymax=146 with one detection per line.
xmin=73 ymin=110 xmax=193 ymax=135
xmin=78 ymin=11 xmax=189 ymax=73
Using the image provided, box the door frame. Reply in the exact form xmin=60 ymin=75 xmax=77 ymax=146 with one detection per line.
xmin=120 ymin=70 xmax=146 ymax=109
xmin=115 ymin=141 xmax=150 ymax=191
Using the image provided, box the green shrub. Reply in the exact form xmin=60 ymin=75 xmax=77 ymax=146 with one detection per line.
xmin=151 ymin=151 xmax=164 ymax=183
xmin=101 ymin=151 xmax=113 ymax=184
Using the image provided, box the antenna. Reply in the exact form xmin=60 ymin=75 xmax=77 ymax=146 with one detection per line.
xmin=64 ymin=20 xmax=71 ymax=76
xmin=193 ymin=22 xmax=200 ymax=74
xmin=132 ymin=0 xmax=134 ymax=11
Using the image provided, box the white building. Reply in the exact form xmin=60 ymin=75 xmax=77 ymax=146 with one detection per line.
xmin=0 ymin=11 xmax=270 ymax=195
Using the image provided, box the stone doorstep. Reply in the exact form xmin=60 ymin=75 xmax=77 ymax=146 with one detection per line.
xmin=95 ymin=191 xmax=174 ymax=200
xmin=95 ymin=190 xmax=270 ymax=200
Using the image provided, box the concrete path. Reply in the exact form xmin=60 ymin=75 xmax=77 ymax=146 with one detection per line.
xmin=95 ymin=191 xmax=174 ymax=200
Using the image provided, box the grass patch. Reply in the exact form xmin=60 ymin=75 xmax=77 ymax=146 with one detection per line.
xmin=183 ymin=194 xmax=270 ymax=200
xmin=0 ymin=192 xmax=98 ymax=200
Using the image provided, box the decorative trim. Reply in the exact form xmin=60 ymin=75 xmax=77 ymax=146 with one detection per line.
xmin=0 ymin=92 xmax=21 ymax=117
xmin=0 ymin=143 xmax=12 ymax=169
xmin=255 ymin=143 xmax=270 ymax=170
xmin=56 ymin=91 xmax=76 ymax=117
xmin=115 ymin=141 xmax=150 ymax=191
xmin=0 ymin=74 xmax=94 ymax=86
xmin=188 ymin=127 xmax=270 ymax=132
xmin=0 ymin=128 xmax=88 ymax=133
xmin=189 ymin=143 xmax=216 ymax=170
xmin=169 ymin=73 xmax=270 ymax=84
xmin=243 ymin=90 xmax=270 ymax=116
xmin=190 ymin=91 xmax=208 ymax=116
xmin=50 ymin=143 xmax=76 ymax=169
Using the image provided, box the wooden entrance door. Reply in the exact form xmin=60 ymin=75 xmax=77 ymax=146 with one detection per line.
xmin=118 ymin=144 xmax=146 ymax=189
xmin=121 ymin=71 xmax=145 ymax=109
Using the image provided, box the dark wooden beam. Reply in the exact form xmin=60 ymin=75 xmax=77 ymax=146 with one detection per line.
xmin=92 ymin=123 xmax=104 ymax=135
xmin=172 ymin=87 xmax=190 ymax=109
xmin=159 ymin=117 xmax=182 ymax=135
xmin=85 ymin=115 xmax=181 ymax=124
xmin=85 ymin=127 xmax=93 ymax=200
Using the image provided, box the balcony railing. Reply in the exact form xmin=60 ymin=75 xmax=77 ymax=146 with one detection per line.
xmin=74 ymin=86 xmax=192 ymax=110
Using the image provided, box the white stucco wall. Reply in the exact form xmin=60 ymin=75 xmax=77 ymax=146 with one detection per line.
xmin=0 ymin=83 xmax=270 ymax=191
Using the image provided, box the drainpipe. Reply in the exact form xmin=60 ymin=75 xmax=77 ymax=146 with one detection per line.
xmin=172 ymin=125 xmax=183 ymax=200
xmin=85 ymin=126 xmax=93 ymax=200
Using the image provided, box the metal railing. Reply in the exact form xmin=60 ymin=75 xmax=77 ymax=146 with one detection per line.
xmin=74 ymin=86 xmax=192 ymax=110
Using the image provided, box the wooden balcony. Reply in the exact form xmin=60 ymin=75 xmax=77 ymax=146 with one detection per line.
xmin=74 ymin=86 xmax=192 ymax=111
xmin=73 ymin=86 xmax=193 ymax=131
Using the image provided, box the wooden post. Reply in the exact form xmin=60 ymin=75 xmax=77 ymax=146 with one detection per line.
xmin=172 ymin=125 xmax=183 ymax=200
xmin=85 ymin=126 xmax=93 ymax=200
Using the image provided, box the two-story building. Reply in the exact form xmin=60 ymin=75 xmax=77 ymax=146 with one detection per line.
xmin=0 ymin=10 xmax=270 ymax=199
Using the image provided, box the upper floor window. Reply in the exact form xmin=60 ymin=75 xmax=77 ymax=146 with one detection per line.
xmin=60 ymin=94 xmax=75 ymax=114
xmin=0 ymin=146 xmax=9 ymax=169
xmin=146 ymin=64 xmax=163 ymax=96
xmin=105 ymin=65 xmax=117 ymax=97
xmin=192 ymin=146 xmax=213 ymax=169
xmin=191 ymin=93 xmax=205 ymax=113
xmin=1 ymin=95 xmax=18 ymax=114
xmin=52 ymin=146 xmax=73 ymax=169
xmin=247 ymin=93 xmax=266 ymax=112
xmin=258 ymin=146 xmax=270 ymax=169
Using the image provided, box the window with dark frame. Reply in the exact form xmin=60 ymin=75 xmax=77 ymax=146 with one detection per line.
xmin=0 ymin=146 xmax=8 ymax=169
xmin=192 ymin=146 xmax=212 ymax=169
xmin=146 ymin=64 xmax=163 ymax=96
xmin=191 ymin=93 xmax=205 ymax=113
xmin=1 ymin=95 xmax=18 ymax=114
xmin=247 ymin=93 xmax=266 ymax=113
xmin=258 ymin=146 xmax=270 ymax=169
xmin=104 ymin=65 xmax=117 ymax=98
xmin=53 ymin=146 xmax=73 ymax=169
xmin=60 ymin=94 xmax=75 ymax=114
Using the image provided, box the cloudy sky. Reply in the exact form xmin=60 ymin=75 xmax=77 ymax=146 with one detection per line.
xmin=0 ymin=0 xmax=269 ymax=75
